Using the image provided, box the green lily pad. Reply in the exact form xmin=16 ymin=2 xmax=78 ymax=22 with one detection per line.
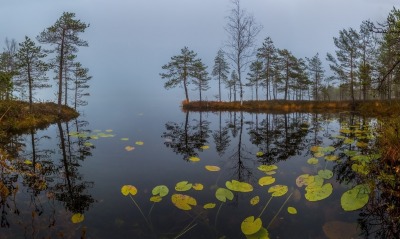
xmin=246 ymin=227 xmax=270 ymax=239
xmin=308 ymin=175 xmax=324 ymax=187
xmin=323 ymin=146 xmax=335 ymax=153
xmin=150 ymin=195 xmax=162 ymax=202
xmin=241 ymin=216 xmax=262 ymax=235
xmin=318 ymin=169 xmax=333 ymax=179
xmin=314 ymin=152 xmax=325 ymax=158
xmin=203 ymin=203 xmax=216 ymax=209
xmin=258 ymin=165 xmax=278 ymax=172
xmin=175 ymin=181 xmax=192 ymax=191
xmin=356 ymin=141 xmax=368 ymax=148
xmin=305 ymin=183 xmax=333 ymax=202
xmin=268 ymin=185 xmax=288 ymax=197
xmin=258 ymin=176 xmax=275 ymax=186
xmin=344 ymin=138 xmax=355 ymax=144
xmin=256 ymin=152 xmax=264 ymax=157
xmin=152 ymin=185 xmax=169 ymax=197
xmin=351 ymin=155 xmax=371 ymax=163
xmin=287 ymin=207 xmax=297 ymax=214
xmin=171 ymin=194 xmax=197 ymax=210
xmin=325 ymin=155 xmax=338 ymax=161
xmin=344 ymin=150 xmax=359 ymax=157
xmin=215 ymin=188 xmax=234 ymax=202
xmin=341 ymin=184 xmax=370 ymax=211
xmin=307 ymin=157 xmax=319 ymax=165
xmin=296 ymin=174 xmax=314 ymax=187
xmin=226 ymin=180 xmax=253 ymax=192
xmin=351 ymin=164 xmax=369 ymax=175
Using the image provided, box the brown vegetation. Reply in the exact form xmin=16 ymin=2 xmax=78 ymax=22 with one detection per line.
xmin=182 ymin=100 xmax=400 ymax=116
xmin=0 ymin=100 xmax=79 ymax=133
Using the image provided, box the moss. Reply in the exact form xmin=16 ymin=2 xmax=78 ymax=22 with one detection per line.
xmin=0 ymin=100 xmax=79 ymax=133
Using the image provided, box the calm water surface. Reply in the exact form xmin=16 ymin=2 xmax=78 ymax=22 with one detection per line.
xmin=0 ymin=106 xmax=395 ymax=238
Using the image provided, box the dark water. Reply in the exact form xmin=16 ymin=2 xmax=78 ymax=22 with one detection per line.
xmin=0 ymin=108 xmax=398 ymax=238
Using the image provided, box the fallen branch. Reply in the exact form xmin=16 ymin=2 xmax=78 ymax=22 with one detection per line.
xmin=0 ymin=106 xmax=11 ymax=122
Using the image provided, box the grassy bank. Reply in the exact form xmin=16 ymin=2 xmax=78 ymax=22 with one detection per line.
xmin=0 ymin=100 xmax=79 ymax=133
xmin=182 ymin=100 xmax=400 ymax=116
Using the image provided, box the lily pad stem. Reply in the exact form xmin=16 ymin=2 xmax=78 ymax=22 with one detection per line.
xmin=267 ymin=192 xmax=293 ymax=229
xmin=129 ymin=195 xmax=152 ymax=230
xmin=258 ymin=196 xmax=273 ymax=218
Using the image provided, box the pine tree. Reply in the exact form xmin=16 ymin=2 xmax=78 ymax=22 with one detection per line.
xmin=306 ymin=53 xmax=324 ymax=100
xmin=257 ymin=37 xmax=276 ymax=100
xmin=160 ymin=46 xmax=198 ymax=102
xmin=37 ymin=12 xmax=89 ymax=114
xmin=15 ymin=36 xmax=49 ymax=111
xmin=212 ymin=49 xmax=230 ymax=102
xmin=191 ymin=60 xmax=210 ymax=103
xmin=247 ymin=60 xmax=263 ymax=101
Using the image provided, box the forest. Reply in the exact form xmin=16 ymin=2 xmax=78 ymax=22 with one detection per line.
xmin=160 ymin=2 xmax=400 ymax=106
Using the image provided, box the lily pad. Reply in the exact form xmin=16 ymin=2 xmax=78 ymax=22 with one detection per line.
xmin=307 ymin=157 xmax=319 ymax=165
xmin=268 ymin=185 xmax=288 ymax=197
xmin=323 ymin=146 xmax=335 ymax=153
xmin=351 ymin=164 xmax=369 ymax=175
xmin=205 ymin=165 xmax=220 ymax=172
xmin=71 ymin=213 xmax=84 ymax=223
xmin=318 ymin=169 xmax=333 ymax=179
xmin=200 ymin=145 xmax=209 ymax=150
xmin=356 ymin=141 xmax=368 ymax=148
xmin=192 ymin=183 xmax=204 ymax=191
xmin=215 ymin=188 xmax=234 ymax=202
xmin=344 ymin=150 xmax=359 ymax=157
xmin=135 ymin=141 xmax=144 ymax=145
xmin=258 ymin=176 xmax=275 ymax=186
xmin=175 ymin=181 xmax=193 ymax=192
xmin=226 ymin=180 xmax=253 ymax=192
xmin=241 ymin=216 xmax=262 ymax=235
xmin=258 ymin=165 xmax=278 ymax=172
xmin=121 ymin=185 xmax=137 ymax=196
xmin=324 ymin=155 xmax=338 ymax=161
xmin=246 ymin=227 xmax=270 ymax=239
xmin=125 ymin=146 xmax=135 ymax=151
xmin=171 ymin=194 xmax=197 ymax=210
xmin=120 ymin=138 xmax=129 ymax=141
xmin=343 ymin=138 xmax=355 ymax=144
xmin=250 ymin=196 xmax=260 ymax=206
xmin=152 ymin=185 xmax=169 ymax=197
xmin=341 ymin=184 xmax=370 ymax=211
xmin=296 ymin=174 xmax=314 ymax=187
xmin=305 ymin=183 xmax=333 ymax=202
xmin=314 ymin=152 xmax=325 ymax=158
xmin=150 ymin=195 xmax=162 ymax=202
xmin=203 ymin=203 xmax=216 ymax=209
xmin=256 ymin=151 xmax=264 ymax=157
xmin=310 ymin=146 xmax=323 ymax=152
xmin=287 ymin=207 xmax=297 ymax=214
xmin=188 ymin=156 xmax=200 ymax=162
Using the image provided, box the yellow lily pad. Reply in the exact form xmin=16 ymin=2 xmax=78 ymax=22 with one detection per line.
xmin=258 ymin=176 xmax=275 ymax=186
xmin=256 ymin=151 xmax=264 ymax=157
xmin=258 ymin=165 xmax=278 ymax=172
xmin=121 ymin=185 xmax=137 ymax=196
xmin=192 ymin=183 xmax=204 ymax=191
xmin=226 ymin=180 xmax=253 ymax=192
xmin=125 ymin=146 xmax=135 ymax=151
xmin=250 ymin=196 xmax=260 ymax=206
xmin=205 ymin=165 xmax=220 ymax=172
xmin=71 ymin=213 xmax=84 ymax=223
xmin=296 ymin=174 xmax=314 ymax=187
xmin=171 ymin=194 xmax=197 ymax=210
xmin=268 ymin=185 xmax=288 ymax=197
xmin=150 ymin=195 xmax=162 ymax=202
xmin=241 ymin=216 xmax=262 ymax=235
xmin=200 ymin=145 xmax=209 ymax=150
xmin=246 ymin=227 xmax=270 ymax=239
xmin=135 ymin=141 xmax=144 ymax=145
xmin=325 ymin=155 xmax=338 ymax=161
xmin=188 ymin=156 xmax=200 ymax=162
xmin=175 ymin=181 xmax=192 ymax=192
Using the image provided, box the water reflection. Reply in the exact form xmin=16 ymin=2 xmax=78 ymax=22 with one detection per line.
xmin=0 ymin=117 xmax=95 ymax=238
xmin=162 ymin=111 xmax=400 ymax=238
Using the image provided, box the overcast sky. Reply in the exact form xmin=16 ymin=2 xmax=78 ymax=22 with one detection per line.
xmin=1 ymin=0 xmax=399 ymax=106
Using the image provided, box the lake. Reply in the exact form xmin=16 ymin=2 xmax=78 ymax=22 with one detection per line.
xmin=1 ymin=104 xmax=398 ymax=239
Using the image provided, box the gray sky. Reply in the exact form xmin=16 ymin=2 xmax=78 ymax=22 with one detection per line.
xmin=1 ymin=0 xmax=399 ymax=105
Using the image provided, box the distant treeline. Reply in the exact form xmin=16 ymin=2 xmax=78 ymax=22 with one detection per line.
xmin=160 ymin=1 xmax=400 ymax=105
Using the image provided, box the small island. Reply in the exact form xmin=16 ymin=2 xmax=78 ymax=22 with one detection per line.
xmin=0 ymin=100 xmax=78 ymax=133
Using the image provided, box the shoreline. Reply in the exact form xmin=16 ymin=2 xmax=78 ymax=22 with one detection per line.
xmin=182 ymin=99 xmax=400 ymax=116
xmin=0 ymin=100 xmax=79 ymax=133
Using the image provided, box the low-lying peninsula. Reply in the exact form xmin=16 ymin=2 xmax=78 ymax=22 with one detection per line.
xmin=0 ymin=100 xmax=79 ymax=133
xmin=182 ymin=100 xmax=400 ymax=116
